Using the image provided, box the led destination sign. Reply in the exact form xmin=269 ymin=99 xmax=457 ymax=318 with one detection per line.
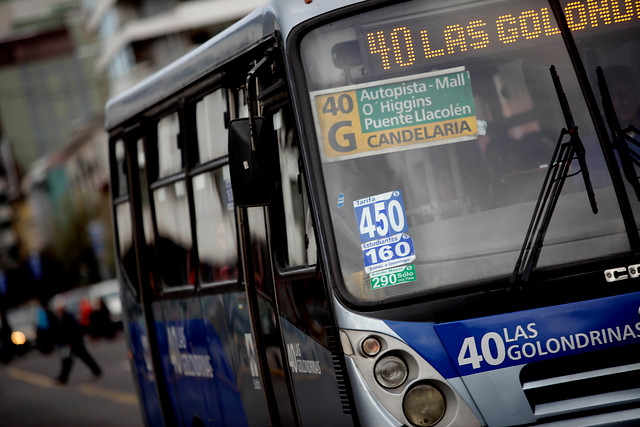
xmin=363 ymin=0 xmax=638 ymax=74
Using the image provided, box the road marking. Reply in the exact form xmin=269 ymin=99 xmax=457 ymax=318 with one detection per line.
xmin=6 ymin=367 xmax=138 ymax=406
xmin=76 ymin=384 xmax=139 ymax=405
xmin=7 ymin=367 xmax=57 ymax=388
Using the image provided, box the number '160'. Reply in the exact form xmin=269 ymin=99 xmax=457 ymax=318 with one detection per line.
xmin=365 ymin=241 xmax=412 ymax=264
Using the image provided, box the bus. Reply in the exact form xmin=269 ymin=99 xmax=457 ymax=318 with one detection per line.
xmin=106 ymin=0 xmax=640 ymax=425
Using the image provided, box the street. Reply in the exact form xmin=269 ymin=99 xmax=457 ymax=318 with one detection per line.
xmin=0 ymin=335 xmax=144 ymax=427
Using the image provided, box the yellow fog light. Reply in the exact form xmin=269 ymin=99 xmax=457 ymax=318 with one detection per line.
xmin=11 ymin=331 xmax=26 ymax=346
xmin=362 ymin=336 xmax=381 ymax=357
xmin=374 ymin=354 xmax=408 ymax=389
xmin=403 ymin=383 xmax=446 ymax=427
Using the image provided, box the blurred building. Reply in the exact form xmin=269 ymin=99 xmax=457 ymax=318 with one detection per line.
xmin=0 ymin=0 xmax=107 ymax=172
xmin=84 ymin=0 xmax=266 ymax=97
xmin=0 ymin=0 xmax=109 ymax=299
xmin=0 ymin=0 xmax=267 ymax=301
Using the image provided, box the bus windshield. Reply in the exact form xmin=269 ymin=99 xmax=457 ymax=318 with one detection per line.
xmin=300 ymin=0 xmax=640 ymax=302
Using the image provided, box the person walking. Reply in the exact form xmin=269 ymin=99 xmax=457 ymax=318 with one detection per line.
xmin=56 ymin=307 xmax=102 ymax=383
xmin=89 ymin=298 xmax=117 ymax=339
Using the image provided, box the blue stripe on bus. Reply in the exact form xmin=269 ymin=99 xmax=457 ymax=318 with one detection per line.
xmin=156 ymin=317 xmax=250 ymax=426
xmin=129 ymin=316 xmax=251 ymax=426
xmin=384 ymin=320 xmax=459 ymax=379
xmin=128 ymin=321 xmax=165 ymax=427
xmin=389 ymin=292 xmax=640 ymax=378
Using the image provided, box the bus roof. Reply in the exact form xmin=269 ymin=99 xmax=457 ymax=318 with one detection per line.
xmin=104 ymin=0 xmax=364 ymax=130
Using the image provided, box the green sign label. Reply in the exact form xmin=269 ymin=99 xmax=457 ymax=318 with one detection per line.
xmin=356 ymin=70 xmax=475 ymax=133
xmin=370 ymin=264 xmax=417 ymax=289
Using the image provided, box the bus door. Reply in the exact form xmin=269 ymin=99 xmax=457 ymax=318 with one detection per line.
xmin=268 ymin=103 xmax=357 ymax=427
xmin=228 ymin=46 xmax=300 ymax=426
xmin=230 ymin=43 xmax=356 ymax=427
xmin=240 ymin=206 xmax=298 ymax=426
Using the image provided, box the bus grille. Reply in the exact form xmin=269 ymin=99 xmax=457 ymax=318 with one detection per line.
xmin=520 ymin=344 xmax=640 ymax=422
xmin=326 ymin=326 xmax=353 ymax=414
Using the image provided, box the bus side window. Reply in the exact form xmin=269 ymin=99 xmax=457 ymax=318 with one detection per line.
xmin=136 ymin=139 xmax=154 ymax=247
xmin=135 ymin=139 xmax=157 ymax=292
xmin=114 ymin=139 xmax=128 ymax=198
xmin=193 ymin=89 xmax=239 ymax=285
xmin=151 ymin=114 xmax=194 ymax=288
xmin=115 ymin=202 xmax=138 ymax=289
xmin=157 ymin=112 xmax=183 ymax=178
xmin=112 ymin=139 xmax=138 ymax=292
xmin=274 ymin=109 xmax=317 ymax=268
xmin=193 ymin=167 xmax=238 ymax=284
xmin=153 ymin=182 xmax=193 ymax=287
xmin=196 ymin=89 xmax=228 ymax=162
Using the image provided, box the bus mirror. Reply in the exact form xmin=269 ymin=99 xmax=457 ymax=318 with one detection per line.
xmin=228 ymin=117 xmax=275 ymax=207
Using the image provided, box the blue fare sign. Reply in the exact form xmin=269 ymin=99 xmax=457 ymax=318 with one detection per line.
xmin=354 ymin=190 xmax=409 ymax=243
xmin=362 ymin=234 xmax=415 ymax=274
xmin=354 ymin=190 xmax=416 ymax=274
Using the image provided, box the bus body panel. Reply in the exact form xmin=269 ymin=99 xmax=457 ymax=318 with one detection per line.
xmin=141 ymin=295 xmax=273 ymax=426
xmin=200 ymin=294 xmax=271 ymax=427
xmin=155 ymin=299 xmax=224 ymax=426
xmin=342 ymin=356 xmax=403 ymax=427
xmin=280 ymin=316 xmax=354 ymax=426
xmin=385 ymin=291 xmax=640 ymax=425
xmin=124 ymin=295 xmax=165 ymax=427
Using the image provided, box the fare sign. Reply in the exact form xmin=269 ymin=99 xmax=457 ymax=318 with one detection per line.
xmin=312 ymin=67 xmax=477 ymax=162
xmin=370 ymin=264 xmax=417 ymax=289
xmin=354 ymin=190 xmax=416 ymax=274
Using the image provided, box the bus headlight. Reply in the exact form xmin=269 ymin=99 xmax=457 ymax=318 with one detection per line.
xmin=403 ymin=383 xmax=446 ymax=427
xmin=374 ymin=354 xmax=408 ymax=388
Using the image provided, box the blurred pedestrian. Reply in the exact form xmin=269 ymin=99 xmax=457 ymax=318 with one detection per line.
xmin=79 ymin=297 xmax=92 ymax=329
xmin=56 ymin=307 xmax=102 ymax=383
xmin=89 ymin=298 xmax=116 ymax=339
xmin=35 ymin=299 xmax=59 ymax=354
xmin=0 ymin=310 xmax=14 ymax=363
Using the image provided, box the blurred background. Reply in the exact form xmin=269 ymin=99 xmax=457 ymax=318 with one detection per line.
xmin=0 ymin=0 xmax=266 ymax=424
xmin=0 ymin=0 xmax=264 ymax=321
xmin=0 ymin=7 xmax=269 ymax=422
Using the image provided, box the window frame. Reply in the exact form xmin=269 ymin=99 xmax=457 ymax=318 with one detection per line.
xmin=109 ymin=129 xmax=144 ymax=300
xmin=285 ymin=0 xmax=640 ymax=312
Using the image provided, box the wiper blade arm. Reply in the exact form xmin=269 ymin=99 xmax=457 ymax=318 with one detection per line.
xmin=511 ymin=66 xmax=598 ymax=284
xmin=597 ymin=66 xmax=640 ymax=201
xmin=553 ymin=66 xmax=598 ymax=213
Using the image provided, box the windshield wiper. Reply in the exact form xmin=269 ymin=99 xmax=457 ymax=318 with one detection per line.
xmin=596 ymin=66 xmax=640 ymax=201
xmin=511 ymin=66 xmax=598 ymax=284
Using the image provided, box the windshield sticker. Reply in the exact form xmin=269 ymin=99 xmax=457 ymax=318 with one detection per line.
xmin=362 ymin=233 xmax=416 ymax=274
xmin=338 ymin=193 xmax=345 ymax=208
xmin=371 ymin=265 xmax=416 ymax=290
xmin=354 ymin=190 xmax=416 ymax=273
xmin=355 ymin=190 xmax=408 ymax=242
xmin=311 ymin=67 xmax=477 ymax=162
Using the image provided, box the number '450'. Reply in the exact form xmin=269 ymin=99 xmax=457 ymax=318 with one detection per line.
xmin=359 ymin=200 xmax=405 ymax=240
